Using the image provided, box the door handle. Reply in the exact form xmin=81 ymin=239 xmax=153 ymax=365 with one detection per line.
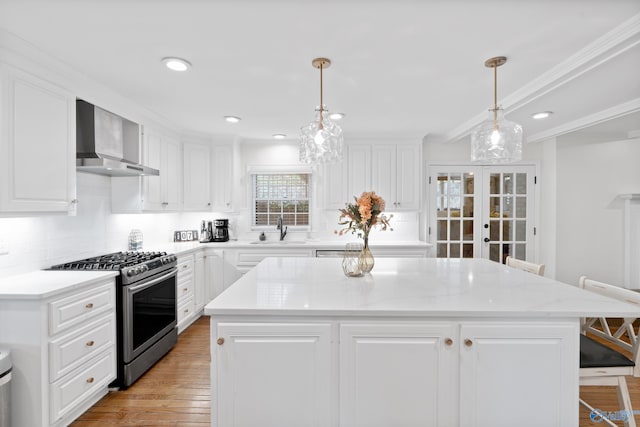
xmin=484 ymin=237 xmax=490 ymax=243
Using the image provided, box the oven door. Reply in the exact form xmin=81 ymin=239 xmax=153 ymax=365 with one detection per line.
xmin=122 ymin=267 xmax=177 ymax=363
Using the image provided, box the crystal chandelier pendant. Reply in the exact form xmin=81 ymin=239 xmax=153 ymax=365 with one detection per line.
xmin=299 ymin=57 xmax=344 ymax=165
xmin=471 ymin=108 xmax=523 ymax=163
xmin=470 ymin=56 xmax=523 ymax=164
xmin=300 ymin=105 xmax=344 ymax=164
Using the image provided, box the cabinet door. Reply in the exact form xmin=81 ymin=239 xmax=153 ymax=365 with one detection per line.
xmin=212 ymin=144 xmax=233 ymax=211
xmin=396 ymin=143 xmax=421 ymax=210
xmin=142 ymin=130 xmax=164 ymax=210
xmin=215 ymin=322 xmax=332 ymax=427
xmin=459 ymin=322 xmax=578 ymax=427
xmin=347 ymin=144 xmax=371 ymax=198
xmin=340 ymin=323 xmax=457 ymax=427
xmin=183 ymin=143 xmax=211 ymax=211
xmin=371 ymin=144 xmax=396 ymax=208
xmin=0 ymin=64 xmax=76 ymax=213
xmin=194 ymin=251 xmax=206 ymax=310
xmin=163 ymin=136 xmax=182 ymax=210
xmin=323 ymin=157 xmax=349 ymax=209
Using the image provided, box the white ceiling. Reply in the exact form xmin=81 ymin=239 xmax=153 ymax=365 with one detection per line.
xmin=1 ymin=0 xmax=639 ymax=143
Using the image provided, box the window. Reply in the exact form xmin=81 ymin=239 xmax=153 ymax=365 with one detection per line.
xmin=252 ymin=173 xmax=310 ymax=227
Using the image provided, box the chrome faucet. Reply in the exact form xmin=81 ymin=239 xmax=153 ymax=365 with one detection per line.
xmin=277 ymin=216 xmax=287 ymax=241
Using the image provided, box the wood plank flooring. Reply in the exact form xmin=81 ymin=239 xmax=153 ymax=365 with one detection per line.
xmin=72 ymin=316 xmax=639 ymax=427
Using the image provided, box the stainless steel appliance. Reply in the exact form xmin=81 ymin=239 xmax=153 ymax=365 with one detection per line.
xmin=76 ymin=99 xmax=160 ymax=177
xmin=50 ymin=251 xmax=178 ymax=389
xmin=212 ymin=219 xmax=229 ymax=242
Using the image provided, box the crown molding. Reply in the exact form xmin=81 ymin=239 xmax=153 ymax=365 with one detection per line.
xmin=445 ymin=13 xmax=640 ymax=143
xmin=525 ymin=98 xmax=640 ymax=143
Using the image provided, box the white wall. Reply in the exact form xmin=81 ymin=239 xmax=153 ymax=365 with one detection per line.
xmin=555 ymin=136 xmax=640 ymax=287
xmin=0 ymin=173 xmax=228 ymax=278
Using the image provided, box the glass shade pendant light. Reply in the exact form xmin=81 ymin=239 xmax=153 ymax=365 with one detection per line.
xmin=299 ymin=58 xmax=344 ymax=164
xmin=471 ymin=56 xmax=523 ymax=163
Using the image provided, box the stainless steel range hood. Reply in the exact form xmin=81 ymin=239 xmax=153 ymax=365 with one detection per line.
xmin=76 ymin=100 xmax=159 ymax=177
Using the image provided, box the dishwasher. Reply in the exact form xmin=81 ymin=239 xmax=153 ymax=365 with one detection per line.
xmin=315 ymin=249 xmax=346 ymax=258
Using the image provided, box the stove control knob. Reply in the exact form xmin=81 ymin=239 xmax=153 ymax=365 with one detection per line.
xmin=135 ymin=266 xmax=143 ymax=274
xmin=141 ymin=264 xmax=149 ymax=273
xmin=126 ymin=269 xmax=135 ymax=277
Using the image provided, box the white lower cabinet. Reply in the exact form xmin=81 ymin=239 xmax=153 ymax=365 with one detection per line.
xmin=340 ymin=323 xmax=456 ymax=427
xmin=212 ymin=319 xmax=577 ymax=427
xmin=177 ymin=254 xmax=196 ymax=333
xmin=458 ymin=322 xmax=577 ymax=427
xmin=0 ymin=278 xmax=116 ymax=427
xmin=215 ymin=322 xmax=332 ymax=427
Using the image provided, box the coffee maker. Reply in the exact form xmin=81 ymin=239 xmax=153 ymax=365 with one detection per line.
xmin=212 ymin=219 xmax=230 ymax=242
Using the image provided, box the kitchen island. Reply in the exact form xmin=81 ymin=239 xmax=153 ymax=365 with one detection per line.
xmin=204 ymin=257 xmax=639 ymax=427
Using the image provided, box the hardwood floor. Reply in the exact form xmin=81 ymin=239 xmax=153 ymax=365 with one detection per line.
xmin=71 ymin=318 xmax=211 ymax=426
xmin=72 ymin=316 xmax=639 ymax=427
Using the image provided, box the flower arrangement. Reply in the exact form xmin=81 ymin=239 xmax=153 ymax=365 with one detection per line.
xmin=336 ymin=191 xmax=392 ymax=244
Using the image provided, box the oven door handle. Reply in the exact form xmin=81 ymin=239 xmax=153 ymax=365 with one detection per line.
xmin=127 ymin=268 xmax=178 ymax=293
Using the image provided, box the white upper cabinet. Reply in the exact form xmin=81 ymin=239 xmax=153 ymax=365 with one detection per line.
xmin=372 ymin=143 xmax=421 ymax=210
xmin=323 ymin=141 xmax=421 ymax=211
xmin=347 ymin=144 xmax=372 ymax=200
xmin=0 ymin=63 xmax=76 ymax=215
xmin=211 ymin=144 xmax=234 ymax=212
xmin=142 ymin=127 xmax=182 ymax=211
xmin=183 ymin=142 xmax=211 ymax=211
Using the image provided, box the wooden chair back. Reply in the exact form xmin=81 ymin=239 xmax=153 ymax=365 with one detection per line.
xmin=579 ymin=276 xmax=640 ymax=377
xmin=505 ymin=256 xmax=545 ymax=276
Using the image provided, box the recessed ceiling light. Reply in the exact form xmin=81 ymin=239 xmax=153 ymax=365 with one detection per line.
xmin=328 ymin=112 xmax=345 ymax=120
xmin=162 ymin=57 xmax=192 ymax=72
xmin=531 ymin=111 xmax=553 ymax=120
xmin=224 ymin=116 xmax=241 ymax=123
xmin=272 ymin=134 xmax=287 ymax=139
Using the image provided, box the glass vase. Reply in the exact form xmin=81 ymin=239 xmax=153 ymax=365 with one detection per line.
xmin=358 ymin=237 xmax=375 ymax=273
xmin=342 ymin=243 xmax=364 ymax=277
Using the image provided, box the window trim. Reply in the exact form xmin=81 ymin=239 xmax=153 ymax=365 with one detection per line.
xmin=248 ymin=165 xmax=313 ymax=231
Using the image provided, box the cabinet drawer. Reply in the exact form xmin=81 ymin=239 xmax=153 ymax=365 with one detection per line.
xmin=49 ymin=281 xmax=115 ymax=335
xmin=177 ymin=277 xmax=194 ymax=302
xmin=236 ymin=250 xmax=313 ymax=271
xmin=177 ymin=295 xmax=195 ymax=324
xmin=49 ymin=313 xmax=115 ymax=381
xmin=177 ymin=257 xmax=194 ymax=276
xmin=50 ymin=349 xmax=115 ymax=423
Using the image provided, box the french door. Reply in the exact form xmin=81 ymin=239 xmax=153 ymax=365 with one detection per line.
xmin=429 ymin=165 xmax=536 ymax=263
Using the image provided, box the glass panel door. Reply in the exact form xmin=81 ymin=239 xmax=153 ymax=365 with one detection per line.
xmin=431 ymin=166 xmax=481 ymax=258
xmin=429 ymin=165 xmax=536 ymax=263
xmin=481 ymin=166 xmax=535 ymax=263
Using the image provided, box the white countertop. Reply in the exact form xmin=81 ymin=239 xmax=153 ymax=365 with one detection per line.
xmin=152 ymin=239 xmax=431 ymax=256
xmin=0 ymin=270 xmax=118 ymax=299
xmin=205 ymin=257 xmax=640 ymax=318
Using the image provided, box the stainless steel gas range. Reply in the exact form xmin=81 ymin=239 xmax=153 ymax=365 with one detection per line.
xmin=50 ymin=251 xmax=178 ymax=389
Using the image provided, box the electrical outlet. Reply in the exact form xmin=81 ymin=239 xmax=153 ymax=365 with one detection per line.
xmin=0 ymin=239 xmax=9 ymax=256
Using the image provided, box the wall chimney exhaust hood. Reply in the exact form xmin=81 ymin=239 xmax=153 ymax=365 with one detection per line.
xmin=76 ymin=100 xmax=159 ymax=177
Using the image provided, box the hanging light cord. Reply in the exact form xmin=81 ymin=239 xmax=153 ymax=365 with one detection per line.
xmin=492 ymin=63 xmax=498 ymax=126
xmin=319 ymin=61 xmax=324 ymax=129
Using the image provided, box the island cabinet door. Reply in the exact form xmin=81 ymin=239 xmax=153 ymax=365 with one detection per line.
xmin=458 ymin=322 xmax=579 ymax=427
xmin=340 ymin=323 xmax=458 ymax=427
xmin=215 ymin=322 xmax=333 ymax=427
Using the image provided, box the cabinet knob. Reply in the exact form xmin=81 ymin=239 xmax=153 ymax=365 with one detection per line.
xmin=207 ymin=202 xmax=211 ymax=206
xmin=86 ymin=377 xmax=95 ymax=383
xmin=464 ymin=339 xmax=473 ymax=347
xmin=217 ymin=337 xmax=225 ymax=345
xmin=86 ymin=340 xmax=95 ymax=347
xmin=70 ymin=199 xmax=78 ymax=204
xmin=183 ymin=287 xmax=188 ymax=292
xmin=184 ymin=308 xmax=189 ymax=313
xmin=85 ymin=303 xmax=94 ymax=309
xmin=162 ymin=202 xmax=169 ymax=206
xmin=444 ymin=338 xmax=453 ymax=347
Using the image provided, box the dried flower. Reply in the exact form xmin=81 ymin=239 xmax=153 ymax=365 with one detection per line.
xmin=337 ymin=191 xmax=392 ymax=241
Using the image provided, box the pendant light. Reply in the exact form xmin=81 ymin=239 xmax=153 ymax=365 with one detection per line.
xmin=470 ymin=56 xmax=523 ymax=163
xmin=299 ymin=58 xmax=344 ymax=164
